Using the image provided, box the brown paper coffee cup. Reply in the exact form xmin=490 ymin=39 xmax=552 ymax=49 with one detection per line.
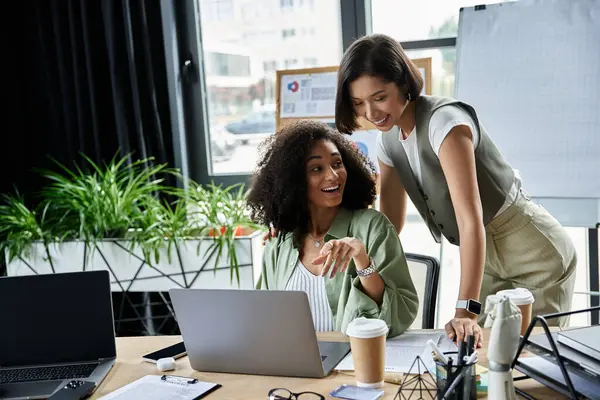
xmin=517 ymin=303 xmax=533 ymax=335
xmin=496 ymin=288 xmax=535 ymax=335
xmin=345 ymin=317 xmax=388 ymax=388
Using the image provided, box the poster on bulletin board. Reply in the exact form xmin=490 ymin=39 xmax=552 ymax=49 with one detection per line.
xmin=276 ymin=66 xmax=340 ymax=131
xmin=279 ymin=70 xmax=337 ymax=119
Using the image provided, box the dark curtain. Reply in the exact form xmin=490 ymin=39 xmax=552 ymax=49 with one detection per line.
xmin=2 ymin=0 xmax=175 ymax=204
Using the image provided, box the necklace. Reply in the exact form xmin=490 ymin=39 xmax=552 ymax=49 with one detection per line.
xmin=307 ymin=233 xmax=326 ymax=247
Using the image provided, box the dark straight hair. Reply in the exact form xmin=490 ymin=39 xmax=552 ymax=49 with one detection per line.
xmin=335 ymin=34 xmax=424 ymax=134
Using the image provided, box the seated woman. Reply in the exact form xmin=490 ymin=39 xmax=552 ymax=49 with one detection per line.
xmin=247 ymin=120 xmax=418 ymax=338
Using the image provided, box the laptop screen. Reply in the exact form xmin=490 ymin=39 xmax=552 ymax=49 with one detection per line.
xmin=0 ymin=271 xmax=116 ymax=368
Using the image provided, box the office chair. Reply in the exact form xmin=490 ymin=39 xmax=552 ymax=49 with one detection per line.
xmin=405 ymin=253 xmax=440 ymax=329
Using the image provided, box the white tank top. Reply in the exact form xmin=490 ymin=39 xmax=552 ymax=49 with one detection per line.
xmin=285 ymin=260 xmax=334 ymax=332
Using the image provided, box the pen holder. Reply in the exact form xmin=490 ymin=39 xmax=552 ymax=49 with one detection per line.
xmin=435 ymin=352 xmax=476 ymax=400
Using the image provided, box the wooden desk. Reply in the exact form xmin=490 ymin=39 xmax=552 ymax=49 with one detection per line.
xmin=92 ymin=329 xmax=561 ymax=399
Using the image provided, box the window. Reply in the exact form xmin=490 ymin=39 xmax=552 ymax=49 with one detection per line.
xmin=241 ymin=3 xmax=256 ymax=20
xmin=203 ymin=0 xmax=234 ymax=22
xmin=263 ymin=60 xmax=278 ymax=73
xmin=284 ymin=59 xmax=298 ymax=69
xmin=243 ymin=30 xmax=277 ymax=42
xmin=205 ymin=52 xmax=251 ymax=77
xmin=303 ymin=57 xmax=317 ymax=67
xmin=298 ymin=0 xmax=315 ymax=8
xmin=282 ymin=28 xmax=296 ymax=39
xmin=280 ymin=0 xmax=294 ymax=10
xmin=371 ymin=0 xmax=499 ymax=42
xmin=301 ymin=26 xmax=316 ymax=36
xmin=406 ymin=48 xmax=456 ymax=97
xmin=242 ymin=0 xmax=275 ymax=20
xmin=197 ymin=0 xmax=342 ymax=175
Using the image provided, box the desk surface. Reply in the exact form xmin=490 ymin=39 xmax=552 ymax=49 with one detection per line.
xmin=92 ymin=329 xmax=561 ymax=399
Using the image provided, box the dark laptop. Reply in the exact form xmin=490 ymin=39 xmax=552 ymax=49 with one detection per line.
xmin=0 ymin=271 xmax=116 ymax=399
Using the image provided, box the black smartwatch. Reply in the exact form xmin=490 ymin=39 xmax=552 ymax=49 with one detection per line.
xmin=455 ymin=299 xmax=482 ymax=315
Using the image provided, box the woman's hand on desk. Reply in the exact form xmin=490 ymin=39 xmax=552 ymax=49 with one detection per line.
xmin=445 ymin=310 xmax=484 ymax=349
xmin=311 ymin=237 xmax=368 ymax=279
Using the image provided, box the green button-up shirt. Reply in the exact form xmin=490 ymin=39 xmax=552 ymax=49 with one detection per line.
xmin=256 ymin=208 xmax=419 ymax=338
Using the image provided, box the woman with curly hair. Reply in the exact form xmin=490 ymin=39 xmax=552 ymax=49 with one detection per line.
xmin=247 ymin=120 xmax=418 ymax=337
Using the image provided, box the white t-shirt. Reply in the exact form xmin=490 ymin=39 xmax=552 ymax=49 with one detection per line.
xmin=376 ymin=105 xmax=521 ymax=218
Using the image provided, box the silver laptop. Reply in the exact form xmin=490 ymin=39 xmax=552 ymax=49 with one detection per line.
xmin=170 ymin=289 xmax=350 ymax=378
xmin=0 ymin=271 xmax=116 ymax=399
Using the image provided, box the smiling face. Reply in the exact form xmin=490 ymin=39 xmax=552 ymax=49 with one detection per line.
xmin=306 ymin=139 xmax=347 ymax=209
xmin=349 ymin=75 xmax=409 ymax=132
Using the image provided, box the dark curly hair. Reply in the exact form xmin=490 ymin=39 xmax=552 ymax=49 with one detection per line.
xmin=247 ymin=120 xmax=377 ymax=235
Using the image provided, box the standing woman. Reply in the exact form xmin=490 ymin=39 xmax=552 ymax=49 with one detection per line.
xmin=335 ymin=33 xmax=577 ymax=347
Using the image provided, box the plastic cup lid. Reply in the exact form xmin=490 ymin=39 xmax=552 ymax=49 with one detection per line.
xmin=495 ymin=288 xmax=535 ymax=305
xmin=345 ymin=317 xmax=389 ymax=339
xmin=484 ymin=294 xmax=502 ymax=313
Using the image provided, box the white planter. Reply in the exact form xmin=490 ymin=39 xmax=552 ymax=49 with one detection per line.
xmin=5 ymin=230 xmax=264 ymax=292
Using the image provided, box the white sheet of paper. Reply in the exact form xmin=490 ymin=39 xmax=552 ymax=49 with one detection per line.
xmin=335 ymin=331 xmax=456 ymax=374
xmin=98 ymin=375 xmax=218 ymax=400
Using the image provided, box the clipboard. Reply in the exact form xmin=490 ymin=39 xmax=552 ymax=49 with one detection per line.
xmin=99 ymin=374 xmax=221 ymax=399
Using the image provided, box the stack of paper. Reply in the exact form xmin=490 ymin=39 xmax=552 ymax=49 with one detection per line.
xmin=335 ymin=331 xmax=457 ymax=374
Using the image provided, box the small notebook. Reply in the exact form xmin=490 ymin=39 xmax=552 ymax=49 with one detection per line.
xmin=99 ymin=375 xmax=221 ymax=400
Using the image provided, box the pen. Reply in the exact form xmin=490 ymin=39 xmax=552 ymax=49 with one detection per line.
xmin=443 ymin=352 xmax=479 ymax=400
xmin=466 ymin=335 xmax=475 ymax=358
xmin=442 ymin=364 xmax=471 ymax=400
xmin=457 ymin=339 xmax=467 ymax=365
xmin=465 ymin=351 xmax=478 ymax=365
xmin=427 ymin=339 xmax=448 ymax=364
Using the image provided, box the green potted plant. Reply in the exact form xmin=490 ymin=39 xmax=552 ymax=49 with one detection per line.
xmin=0 ymin=194 xmax=70 ymax=274
xmin=182 ymin=181 xmax=261 ymax=285
xmin=2 ymin=152 xmax=263 ymax=290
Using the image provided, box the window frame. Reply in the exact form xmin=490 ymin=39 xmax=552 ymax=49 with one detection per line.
xmin=172 ymin=0 xmax=369 ymax=186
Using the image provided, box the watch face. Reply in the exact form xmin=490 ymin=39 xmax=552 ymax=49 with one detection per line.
xmin=469 ymin=300 xmax=482 ymax=315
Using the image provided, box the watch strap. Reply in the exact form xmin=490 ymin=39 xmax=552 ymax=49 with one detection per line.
xmin=455 ymin=298 xmax=482 ymax=315
xmin=356 ymin=258 xmax=377 ymax=277
xmin=456 ymin=300 xmax=469 ymax=309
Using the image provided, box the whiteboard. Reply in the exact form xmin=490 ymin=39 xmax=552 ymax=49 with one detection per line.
xmin=455 ymin=0 xmax=600 ymax=227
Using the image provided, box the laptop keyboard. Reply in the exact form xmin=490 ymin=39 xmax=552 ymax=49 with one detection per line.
xmin=0 ymin=363 xmax=98 ymax=384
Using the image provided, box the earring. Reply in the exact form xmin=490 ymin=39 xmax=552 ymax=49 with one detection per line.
xmin=406 ymin=92 xmax=412 ymax=102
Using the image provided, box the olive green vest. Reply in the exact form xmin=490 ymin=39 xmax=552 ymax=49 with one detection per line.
xmin=381 ymin=95 xmax=516 ymax=245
